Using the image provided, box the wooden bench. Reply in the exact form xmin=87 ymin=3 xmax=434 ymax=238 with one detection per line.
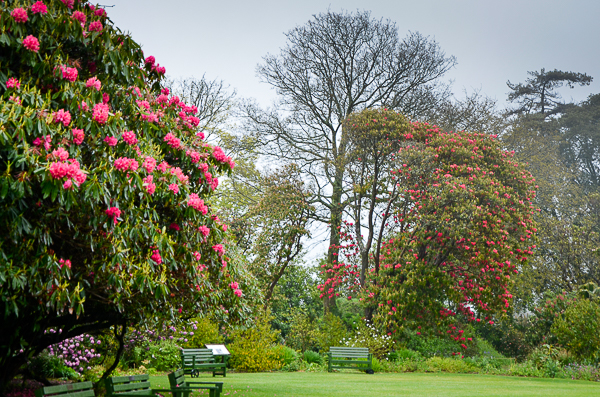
xmin=168 ymin=369 xmax=223 ymax=397
xmin=181 ymin=348 xmax=228 ymax=377
xmin=35 ymin=381 xmax=95 ymax=397
xmin=328 ymin=347 xmax=374 ymax=374
xmin=105 ymin=374 xmax=199 ymax=397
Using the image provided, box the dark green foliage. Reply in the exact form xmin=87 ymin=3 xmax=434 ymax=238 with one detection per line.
xmin=28 ymin=353 xmax=79 ymax=380
xmin=303 ymin=350 xmax=323 ymax=365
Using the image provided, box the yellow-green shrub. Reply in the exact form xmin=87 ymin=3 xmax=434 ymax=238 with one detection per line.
xmin=315 ymin=313 xmax=347 ymax=352
xmin=180 ymin=317 xmax=222 ymax=348
xmin=229 ymin=312 xmax=281 ymax=372
xmin=286 ymin=309 xmax=319 ymax=352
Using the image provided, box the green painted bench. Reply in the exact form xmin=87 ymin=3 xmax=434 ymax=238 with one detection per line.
xmin=35 ymin=381 xmax=95 ymax=397
xmin=328 ymin=347 xmax=374 ymax=374
xmin=105 ymin=374 xmax=190 ymax=397
xmin=168 ymin=369 xmax=223 ymax=397
xmin=181 ymin=348 xmax=227 ymax=377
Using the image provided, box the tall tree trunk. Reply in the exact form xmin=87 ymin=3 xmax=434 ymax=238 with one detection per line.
xmin=324 ymin=169 xmax=344 ymax=314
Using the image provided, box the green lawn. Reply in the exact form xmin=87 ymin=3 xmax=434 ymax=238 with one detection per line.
xmin=150 ymin=371 xmax=600 ymax=396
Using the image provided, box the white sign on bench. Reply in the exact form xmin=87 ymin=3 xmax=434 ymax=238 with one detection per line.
xmin=205 ymin=344 xmax=230 ymax=355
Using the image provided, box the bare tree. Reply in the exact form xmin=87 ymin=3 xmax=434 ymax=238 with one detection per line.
xmin=241 ymin=10 xmax=456 ymax=311
xmin=167 ymin=75 xmax=236 ymax=140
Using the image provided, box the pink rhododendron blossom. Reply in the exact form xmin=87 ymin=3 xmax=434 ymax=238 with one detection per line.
xmin=49 ymin=159 xmax=86 ymax=188
xmin=80 ymin=101 xmax=89 ymax=112
xmin=212 ymin=244 xmax=224 ymax=256
xmin=53 ymin=109 xmax=71 ymax=127
xmin=193 ymin=251 xmax=201 ymax=261
xmin=145 ymin=56 xmax=155 ymax=66
xmin=105 ymin=207 xmax=121 ymax=225
xmin=60 ymin=0 xmax=74 ymax=9
xmin=204 ymin=172 xmax=212 ymax=184
xmin=34 ymin=135 xmax=52 ymax=149
xmin=161 ymin=87 xmax=170 ymax=95
xmin=229 ymin=282 xmax=239 ymax=290
xmin=11 ymin=8 xmax=28 ymax=23
xmin=169 ymin=223 xmax=180 ymax=231
xmin=188 ymin=116 xmax=200 ymax=127
xmin=92 ymin=103 xmax=109 ymax=124
xmin=9 ymin=95 xmax=22 ymax=105
xmin=6 ymin=78 xmax=20 ymax=89
xmin=170 ymin=167 xmax=189 ymax=184
xmin=142 ymin=175 xmax=155 ymax=195
xmin=211 ymin=178 xmax=219 ymax=191
xmin=102 ymin=92 xmax=110 ymax=104
xmin=71 ymin=11 xmax=86 ymax=24
xmin=150 ymin=249 xmax=162 ymax=264
xmin=213 ymin=146 xmax=228 ymax=163
xmin=63 ymin=179 xmax=73 ymax=189
xmin=168 ymin=183 xmax=179 ymax=194
xmin=141 ymin=112 xmax=158 ymax=123
xmin=136 ymin=100 xmax=150 ymax=111
xmin=23 ymin=35 xmax=40 ymax=52
xmin=228 ymin=159 xmax=236 ymax=169
xmin=188 ymin=194 xmax=208 ymax=214
xmin=60 ymin=65 xmax=78 ymax=82
xmin=122 ymin=130 xmax=137 ymax=145
xmin=89 ymin=21 xmax=103 ymax=32
xmin=198 ymin=226 xmax=210 ymax=237
xmin=51 ymin=147 xmax=69 ymax=161
xmin=164 ymin=132 xmax=181 ymax=149
xmin=103 ymin=136 xmax=118 ymax=146
xmin=156 ymin=94 xmax=168 ymax=104
xmin=86 ymin=77 xmax=101 ymax=90
xmin=58 ymin=258 xmax=72 ymax=269
xmin=195 ymin=131 xmax=205 ymax=140
xmin=72 ymin=129 xmax=85 ymax=145
xmin=142 ymin=156 xmax=156 ymax=173
xmin=186 ymin=150 xmax=201 ymax=163
xmin=233 ymin=289 xmax=243 ymax=297
xmin=198 ymin=163 xmax=209 ymax=173
xmin=155 ymin=65 xmax=166 ymax=74
xmin=31 ymin=1 xmax=48 ymax=14
xmin=114 ymin=157 xmax=139 ymax=172
xmin=157 ymin=161 xmax=169 ymax=173
xmin=94 ymin=8 xmax=107 ymax=17
xmin=168 ymin=96 xmax=180 ymax=106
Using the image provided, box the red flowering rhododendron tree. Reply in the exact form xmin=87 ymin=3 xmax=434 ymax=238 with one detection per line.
xmin=0 ymin=0 xmax=247 ymax=386
xmin=319 ymin=109 xmax=537 ymax=350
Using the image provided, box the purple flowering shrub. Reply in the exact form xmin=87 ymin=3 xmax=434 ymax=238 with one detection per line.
xmin=46 ymin=331 xmax=102 ymax=374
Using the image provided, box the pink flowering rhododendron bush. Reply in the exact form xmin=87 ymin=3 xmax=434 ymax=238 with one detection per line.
xmin=319 ymin=109 xmax=537 ymax=350
xmin=0 ymin=0 xmax=248 ymax=384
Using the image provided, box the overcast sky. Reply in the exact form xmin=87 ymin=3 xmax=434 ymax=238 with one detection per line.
xmin=107 ymin=0 xmax=600 ymax=259
xmin=109 ymin=0 xmax=600 ymax=109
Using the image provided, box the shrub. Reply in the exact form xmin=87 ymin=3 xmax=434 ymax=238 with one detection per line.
xmin=180 ymin=317 xmax=223 ymax=348
xmin=339 ymin=319 xmax=395 ymax=359
xmin=285 ymin=309 xmax=319 ymax=352
xmin=142 ymin=340 xmax=181 ymax=371
xmin=424 ymin=356 xmax=478 ymax=373
xmin=403 ymin=331 xmax=463 ymax=358
xmin=272 ymin=345 xmax=299 ymax=366
xmin=302 ymin=350 xmax=322 ymax=365
xmin=28 ymin=353 xmax=79 ymax=380
xmin=315 ymin=313 xmax=346 ymax=352
xmin=0 ymin=0 xmax=248 ymax=386
xmin=229 ymin=312 xmax=281 ymax=372
xmin=551 ymin=298 xmax=600 ymax=361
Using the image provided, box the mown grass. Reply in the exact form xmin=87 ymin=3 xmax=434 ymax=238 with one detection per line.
xmin=149 ymin=371 xmax=600 ymax=396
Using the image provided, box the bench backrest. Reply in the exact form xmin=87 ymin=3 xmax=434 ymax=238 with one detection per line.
xmin=181 ymin=348 xmax=215 ymax=364
xmin=168 ymin=369 xmax=186 ymax=388
xmin=329 ymin=347 xmax=370 ymax=358
xmin=35 ymin=382 xmax=94 ymax=397
xmin=105 ymin=375 xmax=152 ymax=396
